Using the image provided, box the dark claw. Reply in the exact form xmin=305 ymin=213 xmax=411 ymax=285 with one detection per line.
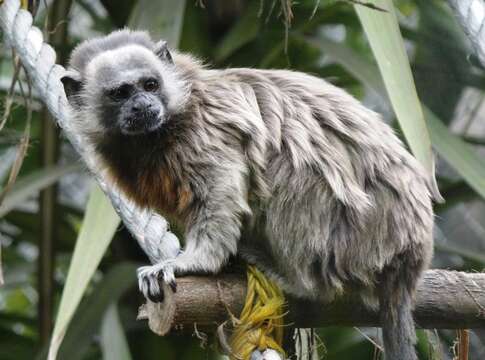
xmin=144 ymin=276 xmax=164 ymax=303
xmin=154 ymin=266 xmax=176 ymax=293
xmin=169 ymin=280 xmax=177 ymax=293
xmin=147 ymin=290 xmax=164 ymax=303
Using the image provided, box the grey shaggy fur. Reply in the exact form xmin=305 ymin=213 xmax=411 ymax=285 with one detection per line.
xmin=63 ymin=30 xmax=437 ymax=360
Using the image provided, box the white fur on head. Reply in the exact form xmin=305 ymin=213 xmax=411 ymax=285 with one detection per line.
xmin=84 ymin=45 xmax=191 ymax=115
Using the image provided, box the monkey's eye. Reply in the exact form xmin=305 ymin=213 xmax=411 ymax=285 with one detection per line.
xmin=108 ymin=84 xmax=132 ymax=100
xmin=144 ymin=78 xmax=159 ymax=92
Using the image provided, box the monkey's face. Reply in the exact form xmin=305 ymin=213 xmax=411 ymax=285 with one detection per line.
xmin=62 ymin=42 xmax=188 ymax=137
xmin=89 ymin=46 xmax=172 ymax=136
xmin=101 ymin=74 xmax=165 ymax=135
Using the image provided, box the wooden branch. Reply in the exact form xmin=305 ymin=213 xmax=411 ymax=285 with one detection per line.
xmin=137 ymin=270 xmax=485 ymax=335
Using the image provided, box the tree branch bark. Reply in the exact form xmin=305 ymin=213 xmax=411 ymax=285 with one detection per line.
xmin=138 ymin=270 xmax=485 ymax=336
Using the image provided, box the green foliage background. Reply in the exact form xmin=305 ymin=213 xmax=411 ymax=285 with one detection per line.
xmin=1 ymin=0 xmax=485 ymax=359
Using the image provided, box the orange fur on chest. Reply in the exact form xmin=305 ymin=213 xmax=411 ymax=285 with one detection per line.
xmin=108 ymin=166 xmax=193 ymax=220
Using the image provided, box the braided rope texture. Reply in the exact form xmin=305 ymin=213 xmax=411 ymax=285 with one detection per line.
xmin=0 ymin=0 xmax=180 ymax=264
xmin=447 ymin=0 xmax=485 ymax=66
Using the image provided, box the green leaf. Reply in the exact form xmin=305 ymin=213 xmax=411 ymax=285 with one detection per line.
xmin=214 ymin=1 xmax=261 ymax=62
xmin=127 ymin=0 xmax=186 ymax=47
xmin=0 ymin=147 xmax=16 ymax=183
xmin=411 ymin=1 xmax=470 ymax=124
xmin=47 ymin=185 xmax=121 ymax=360
xmin=57 ymin=263 xmax=136 ymax=360
xmin=0 ymin=332 xmax=36 ymax=360
xmin=435 ymin=243 xmax=485 ymax=266
xmin=310 ymin=33 xmax=485 ymax=200
xmin=100 ymin=304 xmax=133 ymax=360
xmin=426 ymin=110 xmax=485 ymax=199
xmin=0 ymin=163 xmax=82 ymax=218
xmin=311 ymin=35 xmax=385 ymax=95
xmin=354 ymin=0 xmax=434 ymax=175
xmin=38 ymin=263 xmax=136 ymax=360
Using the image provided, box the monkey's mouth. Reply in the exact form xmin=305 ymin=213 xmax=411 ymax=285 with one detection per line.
xmin=120 ymin=112 xmax=165 ymax=135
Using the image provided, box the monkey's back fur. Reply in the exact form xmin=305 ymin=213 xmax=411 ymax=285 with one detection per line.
xmin=66 ymin=31 xmax=437 ymax=360
xmin=228 ymin=69 xmax=434 ymax=300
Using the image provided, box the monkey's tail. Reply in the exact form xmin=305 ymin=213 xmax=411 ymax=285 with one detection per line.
xmin=378 ymin=260 xmax=419 ymax=360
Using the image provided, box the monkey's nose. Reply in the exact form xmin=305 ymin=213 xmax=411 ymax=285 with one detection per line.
xmin=132 ymin=102 xmax=152 ymax=113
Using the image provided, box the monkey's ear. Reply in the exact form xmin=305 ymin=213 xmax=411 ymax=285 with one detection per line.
xmin=154 ymin=40 xmax=173 ymax=64
xmin=61 ymin=71 xmax=82 ymax=102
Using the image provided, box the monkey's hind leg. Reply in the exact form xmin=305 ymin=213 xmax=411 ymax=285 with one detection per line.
xmin=378 ymin=252 xmax=423 ymax=360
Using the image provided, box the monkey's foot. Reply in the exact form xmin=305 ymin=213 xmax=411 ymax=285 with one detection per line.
xmin=137 ymin=261 xmax=176 ymax=303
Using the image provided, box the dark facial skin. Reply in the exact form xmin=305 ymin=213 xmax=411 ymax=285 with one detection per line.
xmin=101 ymin=76 xmax=167 ymax=135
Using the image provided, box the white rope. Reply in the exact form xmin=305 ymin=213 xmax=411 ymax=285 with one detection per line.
xmin=447 ymin=0 xmax=485 ymax=67
xmin=0 ymin=0 xmax=180 ymax=264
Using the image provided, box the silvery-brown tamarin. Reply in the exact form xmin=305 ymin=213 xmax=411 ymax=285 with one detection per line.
xmin=61 ymin=30 xmax=439 ymax=360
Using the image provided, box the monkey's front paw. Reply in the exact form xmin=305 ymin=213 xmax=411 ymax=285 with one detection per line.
xmin=137 ymin=261 xmax=176 ymax=303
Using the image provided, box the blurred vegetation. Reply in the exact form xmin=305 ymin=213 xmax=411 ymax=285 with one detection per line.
xmin=1 ymin=0 xmax=485 ymax=359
